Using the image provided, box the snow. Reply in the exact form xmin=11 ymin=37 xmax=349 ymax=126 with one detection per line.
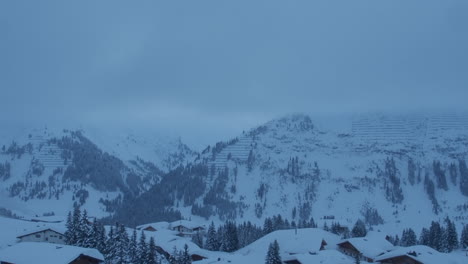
xmin=136 ymin=221 xmax=170 ymax=231
xmin=337 ymin=231 xmax=395 ymax=259
xmin=0 ymin=216 xmax=66 ymax=249
xmin=375 ymin=245 xmax=467 ymax=264
xmin=0 ymin=242 xmax=104 ymax=264
xmin=237 ymin=228 xmax=340 ymax=256
xmin=283 ymin=250 xmax=353 ymax=264
xmin=169 ymin=220 xmax=206 ymax=230
xmin=16 ymin=226 xmax=66 ymax=238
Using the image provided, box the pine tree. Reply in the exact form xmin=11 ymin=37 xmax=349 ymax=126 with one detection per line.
xmin=169 ymin=246 xmax=179 ymax=264
xmin=263 ymin=218 xmax=273 ymax=235
xmin=96 ymin=222 xmax=107 ymax=254
xmin=429 ymin=221 xmax=443 ymax=251
xmin=128 ymin=229 xmax=138 ymax=264
xmin=461 ymin=225 xmax=468 ymax=249
xmin=137 ymin=231 xmax=148 ymax=264
xmin=419 ymin=228 xmax=430 ymax=246
xmin=351 ymin=219 xmax=367 ymax=238
xmin=265 ymin=240 xmax=282 ymax=264
xmin=205 ymin=222 xmax=219 ymax=251
xmin=180 ymin=244 xmax=191 ymax=264
xmin=89 ymin=220 xmax=101 ymax=250
xmin=443 ymin=217 xmax=459 ymax=252
xmin=78 ymin=209 xmax=91 ymax=247
xmin=147 ymin=237 xmax=158 ymax=264
xmin=401 ymin=228 xmax=417 ymax=247
xmin=105 ymin=226 xmax=117 ymax=263
xmin=65 ymin=207 xmax=82 ymax=246
xmin=64 ymin=211 xmax=75 ymax=245
xmin=115 ymin=223 xmax=129 ymax=264
xmin=192 ymin=231 xmax=204 ymax=248
xmin=220 ymin=221 xmax=239 ymax=252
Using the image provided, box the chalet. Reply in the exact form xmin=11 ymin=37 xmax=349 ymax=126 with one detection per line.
xmin=16 ymin=227 xmax=66 ymax=244
xmin=282 ymin=250 xmax=351 ymax=264
xmin=337 ymin=233 xmax=394 ymax=263
xmin=0 ymin=242 xmax=104 ymax=264
xmin=190 ymin=251 xmax=209 ymax=262
xmin=169 ymin=220 xmax=205 ymax=237
xmin=136 ymin=222 xmax=170 ymax=232
xmin=375 ymin=245 xmax=466 ymax=264
xmin=376 ymin=254 xmax=423 ymax=264
xmin=140 ymin=225 xmax=157 ymax=232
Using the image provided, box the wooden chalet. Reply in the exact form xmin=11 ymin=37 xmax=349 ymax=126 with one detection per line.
xmin=337 ymin=233 xmax=394 ymax=263
xmin=16 ymin=227 xmax=66 ymax=244
xmin=0 ymin=242 xmax=104 ymax=264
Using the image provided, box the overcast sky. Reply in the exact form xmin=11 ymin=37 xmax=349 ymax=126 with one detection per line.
xmin=1 ymin=0 xmax=467 ymax=147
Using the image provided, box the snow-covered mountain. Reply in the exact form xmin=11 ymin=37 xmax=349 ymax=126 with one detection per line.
xmin=0 ymin=126 xmax=196 ymax=218
xmin=2 ymin=113 xmax=468 ymax=235
xmin=113 ymin=113 xmax=468 ymax=233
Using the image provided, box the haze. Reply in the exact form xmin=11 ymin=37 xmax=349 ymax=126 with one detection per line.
xmin=1 ymin=0 xmax=467 ymax=147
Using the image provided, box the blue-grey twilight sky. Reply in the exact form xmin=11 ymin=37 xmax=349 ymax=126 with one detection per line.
xmin=1 ymin=0 xmax=467 ymax=146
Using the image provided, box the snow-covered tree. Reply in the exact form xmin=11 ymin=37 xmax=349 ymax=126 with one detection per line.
xmin=429 ymin=221 xmax=443 ymax=251
xmin=205 ymin=222 xmax=219 ymax=251
xmin=443 ymin=217 xmax=458 ymax=252
xmin=220 ymin=221 xmax=239 ymax=252
xmin=351 ymin=219 xmax=367 ymax=238
xmin=128 ymin=229 xmax=138 ymax=264
xmin=147 ymin=237 xmax=158 ymax=264
xmin=401 ymin=228 xmax=417 ymax=247
xmin=64 ymin=211 xmax=76 ymax=245
xmin=180 ymin=244 xmax=191 ymax=264
xmin=419 ymin=228 xmax=430 ymax=246
xmin=78 ymin=209 xmax=91 ymax=247
xmin=265 ymin=240 xmax=281 ymax=264
xmin=137 ymin=231 xmax=148 ymax=264
xmin=461 ymin=225 xmax=468 ymax=249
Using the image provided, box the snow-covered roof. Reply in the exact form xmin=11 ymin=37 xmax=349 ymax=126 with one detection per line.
xmin=337 ymin=232 xmax=394 ymax=258
xmin=375 ymin=245 xmax=467 ymax=264
xmin=283 ymin=250 xmax=352 ymax=264
xmin=16 ymin=226 xmax=66 ymax=238
xmin=144 ymin=229 xmax=202 ymax=255
xmin=136 ymin=221 xmax=170 ymax=231
xmin=169 ymin=220 xmax=205 ymax=230
xmin=0 ymin=242 xmax=104 ymax=264
xmin=237 ymin=228 xmax=340 ymax=258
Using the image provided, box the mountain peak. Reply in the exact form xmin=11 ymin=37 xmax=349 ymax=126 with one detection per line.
xmin=255 ymin=113 xmax=314 ymax=135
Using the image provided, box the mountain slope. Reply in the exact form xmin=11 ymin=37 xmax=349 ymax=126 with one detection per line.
xmin=114 ymin=113 xmax=468 ymax=233
xmin=0 ymin=126 xmax=195 ymax=218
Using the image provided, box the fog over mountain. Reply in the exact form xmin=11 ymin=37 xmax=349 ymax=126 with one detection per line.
xmin=2 ymin=0 xmax=468 ymax=149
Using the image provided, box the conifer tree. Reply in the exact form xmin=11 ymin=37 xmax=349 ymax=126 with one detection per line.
xmin=429 ymin=221 xmax=443 ymax=251
xmin=147 ymin=237 xmax=158 ymax=264
xmin=180 ymin=244 xmax=191 ymax=264
xmin=461 ymin=225 xmax=468 ymax=249
xmin=419 ymin=228 xmax=430 ymax=246
xmin=137 ymin=231 xmax=148 ymax=264
xmin=401 ymin=228 xmax=417 ymax=247
xmin=78 ymin=209 xmax=91 ymax=247
xmin=64 ymin=211 xmax=75 ymax=245
xmin=443 ymin=217 xmax=459 ymax=252
xmin=169 ymin=246 xmax=179 ymax=264
xmin=351 ymin=219 xmax=367 ymax=238
xmin=192 ymin=231 xmax=204 ymax=248
xmin=128 ymin=229 xmax=138 ymax=264
xmin=115 ymin=223 xmax=130 ymax=264
xmin=205 ymin=222 xmax=219 ymax=251
xmin=265 ymin=240 xmax=282 ymax=264
xmin=105 ymin=226 xmax=116 ymax=263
